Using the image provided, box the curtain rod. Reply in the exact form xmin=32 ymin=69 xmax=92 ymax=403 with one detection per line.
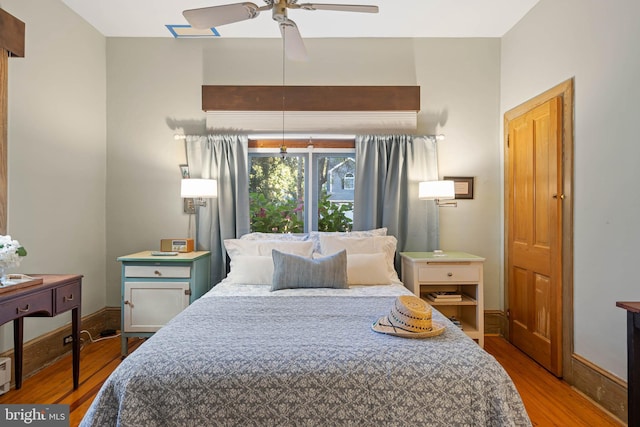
xmin=174 ymin=134 xmax=445 ymax=141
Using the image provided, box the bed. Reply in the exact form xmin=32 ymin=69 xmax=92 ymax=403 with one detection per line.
xmin=81 ymin=231 xmax=531 ymax=426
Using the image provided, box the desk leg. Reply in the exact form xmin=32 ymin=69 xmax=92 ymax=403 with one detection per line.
xmin=629 ymin=312 xmax=640 ymax=427
xmin=12 ymin=318 xmax=23 ymax=389
xmin=72 ymin=307 xmax=80 ymax=389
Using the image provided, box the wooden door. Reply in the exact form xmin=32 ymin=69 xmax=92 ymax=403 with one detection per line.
xmin=506 ymin=96 xmax=563 ymax=376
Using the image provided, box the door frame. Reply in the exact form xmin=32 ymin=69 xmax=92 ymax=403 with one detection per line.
xmin=503 ymin=78 xmax=574 ymax=380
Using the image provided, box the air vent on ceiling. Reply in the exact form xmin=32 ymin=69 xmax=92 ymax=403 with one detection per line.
xmin=166 ymin=25 xmax=220 ymax=38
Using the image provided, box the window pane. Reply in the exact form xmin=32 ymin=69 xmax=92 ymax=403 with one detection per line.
xmin=249 ymin=155 xmax=305 ymax=233
xmin=316 ymin=155 xmax=354 ymax=232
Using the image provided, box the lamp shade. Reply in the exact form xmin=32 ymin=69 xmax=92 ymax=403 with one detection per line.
xmin=181 ymin=179 xmax=217 ymax=198
xmin=418 ymin=180 xmax=455 ymax=200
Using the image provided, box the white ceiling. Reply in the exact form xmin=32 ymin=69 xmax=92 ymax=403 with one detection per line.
xmin=61 ymin=0 xmax=540 ymax=39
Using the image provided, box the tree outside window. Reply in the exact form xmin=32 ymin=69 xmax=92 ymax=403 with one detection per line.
xmin=249 ymin=155 xmax=304 ymax=233
xmin=248 ymin=145 xmax=354 ymax=233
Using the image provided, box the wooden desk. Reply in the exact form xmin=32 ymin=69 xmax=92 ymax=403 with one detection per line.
xmin=616 ymin=301 xmax=640 ymax=427
xmin=0 ymin=274 xmax=82 ymax=390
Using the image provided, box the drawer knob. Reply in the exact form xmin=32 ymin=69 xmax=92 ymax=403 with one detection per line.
xmin=17 ymin=304 xmax=30 ymax=314
xmin=154 ymin=270 xmax=162 ymax=276
xmin=63 ymin=294 xmax=74 ymax=302
xmin=447 ymin=272 xmax=453 ymax=277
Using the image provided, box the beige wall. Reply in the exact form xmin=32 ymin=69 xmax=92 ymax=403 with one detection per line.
xmin=1 ymin=0 xmax=107 ymax=351
xmin=105 ymin=38 xmax=207 ymax=307
xmin=413 ymin=39 xmax=502 ymax=307
xmin=105 ymin=37 xmax=502 ymax=308
xmin=502 ymin=0 xmax=640 ymax=379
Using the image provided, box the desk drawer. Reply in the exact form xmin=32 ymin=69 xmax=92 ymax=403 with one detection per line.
xmin=0 ymin=291 xmax=53 ymax=324
xmin=55 ymin=281 xmax=81 ymax=313
xmin=418 ymin=264 xmax=479 ymax=282
xmin=124 ymin=265 xmax=191 ymax=278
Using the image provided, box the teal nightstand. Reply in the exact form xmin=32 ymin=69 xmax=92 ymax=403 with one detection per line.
xmin=117 ymin=251 xmax=211 ymax=357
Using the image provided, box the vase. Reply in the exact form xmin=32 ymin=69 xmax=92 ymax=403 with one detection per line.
xmin=0 ymin=267 xmax=5 ymax=285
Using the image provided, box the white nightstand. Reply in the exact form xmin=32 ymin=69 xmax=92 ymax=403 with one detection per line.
xmin=400 ymin=251 xmax=485 ymax=347
xmin=117 ymin=251 xmax=211 ymax=357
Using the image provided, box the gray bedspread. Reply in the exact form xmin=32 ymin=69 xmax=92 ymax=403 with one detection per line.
xmin=81 ymin=295 xmax=531 ymax=426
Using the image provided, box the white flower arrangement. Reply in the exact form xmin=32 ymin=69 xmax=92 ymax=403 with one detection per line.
xmin=0 ymin=235 xmax=27 ymax=270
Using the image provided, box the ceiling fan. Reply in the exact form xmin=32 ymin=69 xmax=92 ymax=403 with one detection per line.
xmin=183 ymin=0 xmax=379 ymax=61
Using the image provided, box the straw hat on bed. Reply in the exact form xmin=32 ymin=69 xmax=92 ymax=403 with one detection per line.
xmin=372 ymin=295 xmax=446 ymax=338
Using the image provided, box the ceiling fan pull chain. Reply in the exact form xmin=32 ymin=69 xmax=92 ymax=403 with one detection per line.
xmin=281 ymin=25 xmax=287 ymax=158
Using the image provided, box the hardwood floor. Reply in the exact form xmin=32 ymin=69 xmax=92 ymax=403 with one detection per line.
xmin=0 ymin=335 xmax=624 ymax=426
xmin=0 ymin=335 xmax=143 ymax=427
xmin=484 ymin=336 xmax=623 ymax=426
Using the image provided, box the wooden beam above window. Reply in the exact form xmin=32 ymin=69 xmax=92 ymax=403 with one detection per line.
xmin=1 ymin=9 xmax=25 ymax=234
xmin=249 ymin=139 xmax=355 ymax=149
xmin=0 ymin=9 xmax=25 ymax=57
xmin=202 ymin=85 xmax=420 ymax=112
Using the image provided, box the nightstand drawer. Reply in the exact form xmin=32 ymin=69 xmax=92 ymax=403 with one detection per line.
xmin=0 ymin=291 xmax=53 ymax=324
xmin=418 ymin=264 xmax=479 ymax=282
xmin=55 ymin=281 xmax=81 ymax=313
xmin=124 ymin=265 xmax=191 ymax=278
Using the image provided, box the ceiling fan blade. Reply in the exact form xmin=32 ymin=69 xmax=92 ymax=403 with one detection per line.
xmin=293 ymin=3 xmax=379 ymax=13
xmin=280 ymin=19 xmax=309 ymax=62
xmin=183 ymin=2 xmax=263 ymax=29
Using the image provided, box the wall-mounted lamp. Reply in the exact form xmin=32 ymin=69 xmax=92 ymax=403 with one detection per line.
xmin=419 ymin=180 xmax=457 ymax=207
xmin=181 ymin=179 xmax=217 ymax=214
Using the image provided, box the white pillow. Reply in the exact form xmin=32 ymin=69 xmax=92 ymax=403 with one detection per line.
xmin=346 ymin=253 xmax=392 ymax=285
xmin=319 ymin=234 xmax=395 ymax=255
xmin=226 ymin=255 xmax=273 ymax=285
xmin=223 ymin=239 xmax=314 ymax=285
xmin=311 ymin=251 xmax=392 ymax=285
xmin=308 ymin=227 xmax=387 ymax=241
xmin=319 ymin=235 xmax=399 ymax=283
xmin=308 ymin=228 xmax=387 ymax=252
xmin=240 ymin=232 xmax=308 ymax=242
xmin=224 ymin=239 xmax=314 ymax=257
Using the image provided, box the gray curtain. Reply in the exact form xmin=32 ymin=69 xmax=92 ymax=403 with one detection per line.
xmin=186 ymin=135 xmax=250 ymax=284
xmin=354 ymin=135 xmax=440 ymax=255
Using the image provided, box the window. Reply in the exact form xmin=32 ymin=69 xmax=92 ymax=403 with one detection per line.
xmin=343 ymin=172 xmax=355 ymax=190
xmin=249 ymin=154 xmax=305 ymax=233
xmin=314 ymin=155 xmax=355 ymax=231
xmin=248 ymin=139 xmax=355 ymax=233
